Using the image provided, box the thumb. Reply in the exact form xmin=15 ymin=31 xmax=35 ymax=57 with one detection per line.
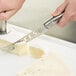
xmin=52 ymin=1 xmax=67 ymax=16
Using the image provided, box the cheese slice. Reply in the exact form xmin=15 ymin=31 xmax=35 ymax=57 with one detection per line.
xmin=0 ymin=39 xmax=44 ymax=56
xmin=17 ymin=53 xmax=71 ymax=76
xmin=0 ymin=39 xmax=28 ymax=55
xmin=29 ymin=46 xmax=44 ymax=59
xmin=0 ymin=39 xmax=10 ymax=47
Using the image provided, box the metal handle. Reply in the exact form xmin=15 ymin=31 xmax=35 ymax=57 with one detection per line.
xmin=0 ymin=21 xmax=7 ymax=34
xmin=0 ymin=11 xmax=8 ymax=34
xmin=44 ymin=13 xmax=63 ymax=29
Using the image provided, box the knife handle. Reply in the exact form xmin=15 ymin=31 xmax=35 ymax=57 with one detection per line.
xmin=0 ymin=11 xmax=7 ymax=34
xmin=44 ymin=12 xmax=63 ymax=29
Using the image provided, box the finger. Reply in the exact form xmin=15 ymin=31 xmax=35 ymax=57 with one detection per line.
xmin=70 ymin=16 xmax=76 ymax=21
xmin=0 ymin=13 xmax=6 ymax=20
xmin=57 ymin=12 xmax=70 ymax=27
xmin=52 ymin=1 xmax=67 ymax=16
xmin=0 ymin=10 xmax=16 ymax=20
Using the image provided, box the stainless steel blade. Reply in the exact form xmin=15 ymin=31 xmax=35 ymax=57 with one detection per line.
xmin=0 ymin=13 xmax=63 ymax=51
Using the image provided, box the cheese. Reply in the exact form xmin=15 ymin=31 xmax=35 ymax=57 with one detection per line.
xmin=0 ymin=39 xmax=44 ymax=56
xmin=29 ymin=46 xmax=44 ymax=59
xmin=17 ymin=53 xmax=71 ymax=76
xmin=10 ymin=43 xmax=28 ymax=55
xmin=0 ymin=39 xmax=28 ymax=55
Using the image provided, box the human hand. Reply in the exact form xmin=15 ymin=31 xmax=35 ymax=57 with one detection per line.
xmin=52 ymin=0 xmax=76 ymax=27
xmin=0 ymin=0 xmax=25 ymax=20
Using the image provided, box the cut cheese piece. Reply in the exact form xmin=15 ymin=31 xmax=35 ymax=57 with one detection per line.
xmin=10 ymin=43 xmax=28 ymax=55
xmin=17 ymin=53 xmax=71 ymax=76
xmin=0 ymin=39 xmax=28 ymax=55
xmin=0 ymin=39 xmax=10 ymax=48
xmin=29 ymin=46 xmax=44 ymax=59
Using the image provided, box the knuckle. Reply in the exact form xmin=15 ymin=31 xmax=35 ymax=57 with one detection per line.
xmin=70 ymin=12 xmax=75 ymax=17
xmin=67 ymin=12 xmax=75 ymax=18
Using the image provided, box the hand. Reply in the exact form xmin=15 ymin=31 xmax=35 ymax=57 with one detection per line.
xmin=52 ymin=0 xmax=76 ymax=27
xmin=0 ymin=0 xmax=25 ymax=20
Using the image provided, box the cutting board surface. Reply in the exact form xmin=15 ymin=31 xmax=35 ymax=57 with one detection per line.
xmin=0 ymin=24 xmax=76 ymax=76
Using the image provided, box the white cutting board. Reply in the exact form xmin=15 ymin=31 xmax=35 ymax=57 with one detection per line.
xmin=0 ymin=24 xmax=76 ymax=76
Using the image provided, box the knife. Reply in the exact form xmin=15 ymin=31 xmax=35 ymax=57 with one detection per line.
xmin=1 ymin=12 xmax=63 ymax=51
xmin=15 ymin=12 xmax=63 ymax=43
